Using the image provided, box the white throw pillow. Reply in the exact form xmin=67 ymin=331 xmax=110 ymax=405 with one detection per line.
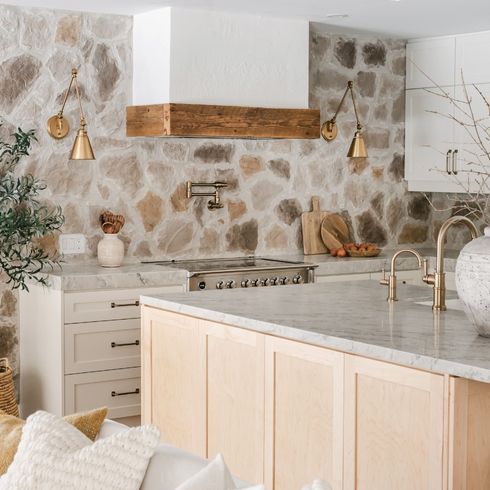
xmin=301 ymin=479 xmax=333 ymax=490
xmin=0 ymin=411 xmax=160 ymax=490
xmin=175 ymin=453 xmax=264 ymax=490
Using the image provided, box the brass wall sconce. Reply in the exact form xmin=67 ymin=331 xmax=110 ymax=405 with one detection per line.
xmin=47 ymin=68 xmax=95 ymax=160
xmin=321 ymin=80 xmax=368 ymax=158
xmin=186 ymin=181 xmax=228 ymax=210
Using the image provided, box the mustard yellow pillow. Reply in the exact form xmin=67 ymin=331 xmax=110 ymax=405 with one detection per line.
xmin=0 ymin=407 xmax=108 ymax=475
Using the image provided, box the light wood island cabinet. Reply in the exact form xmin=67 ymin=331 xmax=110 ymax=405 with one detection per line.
xmin=344 ymin=355 xmax=445 ymax=490
xmin=264 ymin=337 xmax=343 ymax=490
xmin=142 ymin=305 xmax=490 ymax=490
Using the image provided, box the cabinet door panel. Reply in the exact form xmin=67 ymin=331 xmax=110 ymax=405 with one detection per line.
xmin=406 ymin=38 xmax=455 ymax=89
xmin=344 ymin=355 xmax=445 ymax=490
xmin=265 ymin=337 xmax=344 ymax=490
xmin=201 ymin=321 xmax=264 ymax=484
xmin=452 ymin=83 xmax=490 ymax=194
xmin=405 ymin=88 xmax=463 ymax=192
xmin=449 ymin=378 xmax=490 ymax=490
xmin=141 ymin=307 xmax=205 ymax=456
xmin=456 ymin=32 xmax=490 ymax=86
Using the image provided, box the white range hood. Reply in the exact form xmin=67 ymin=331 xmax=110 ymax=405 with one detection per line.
xmin=132 ymin=7 xmax=309 ymax=108
xmin=128 ymin=8 xmax=319 ymax=139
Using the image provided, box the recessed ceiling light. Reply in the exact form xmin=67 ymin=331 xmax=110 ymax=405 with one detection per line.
xmin=325 ymin=14 xmax=349 ymax=19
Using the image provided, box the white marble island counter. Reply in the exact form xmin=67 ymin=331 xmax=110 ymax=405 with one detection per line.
xmin=141 ymin=280 xmax=490 ymax=383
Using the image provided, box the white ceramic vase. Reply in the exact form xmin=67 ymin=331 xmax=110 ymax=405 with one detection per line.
xmin=97 ymin=233 xmax=124 ymax=268
xmin=455 ymin=226 xmax=490 ymax=337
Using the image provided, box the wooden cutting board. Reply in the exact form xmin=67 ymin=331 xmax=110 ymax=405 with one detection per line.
xmin=301 ymin=196 xmax=329 ymax=255
xmin=321 ymin=214 xmax=351 ymax=251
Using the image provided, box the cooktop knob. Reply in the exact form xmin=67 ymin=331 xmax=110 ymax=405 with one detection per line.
xmin=241 ymin=279 xmax=250 ymax=288
xmin=293 ymin=275 xmax=304 ymax=284
xmin=226 ymin=280 xmax=236 ymax=289
xmin=261 ymin=278 xmax=270 ymax=287
xmin=279 ymin=277 xmax=289 ymax=285
xmin=270 ymin=277 xmax=279 ymax=286
xmin=216 ymin=281 xmax=225 ymax=289
xmin=251 ymin=278 xmax=261 ymax=287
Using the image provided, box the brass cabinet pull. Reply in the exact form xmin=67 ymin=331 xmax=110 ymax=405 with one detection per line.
xmin=111 ymin=388 xmax=140 ymax=397
xmin=452 ymin=149 xmax=458 ymax=175
xmin=111 ymin=340 xmax=140 ymax=348
xmin=110 ymin=300 xmax=140 ymax=308
xmin=446 ymin=149 xmax=452 ymax=174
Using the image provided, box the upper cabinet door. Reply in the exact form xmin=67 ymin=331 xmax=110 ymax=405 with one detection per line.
xmin=456 ymin=31 xmax=490 ymax=85
xmin=405 ymin=87 xmax=460 ymax=191
xmin=452 ymin=83 xmax=490 ymax=193
xmin=406 ymin=37 xmax=456 ymax=89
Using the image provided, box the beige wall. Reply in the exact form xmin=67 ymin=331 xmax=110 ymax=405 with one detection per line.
xmin=0 ymin=4 xmax=440 ymax=375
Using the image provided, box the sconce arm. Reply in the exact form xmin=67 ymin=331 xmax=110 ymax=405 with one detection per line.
xmin=348 ymin=81 xmax=363 ymax=130
xmin=330 ymin=82 xmax=352 ymax=123
xmin=58 ymin=69 xmax=78 ymax=117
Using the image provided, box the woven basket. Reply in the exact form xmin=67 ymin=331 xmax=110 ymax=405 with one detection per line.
xmin=0 ymin=358 xmax=19 ymax=417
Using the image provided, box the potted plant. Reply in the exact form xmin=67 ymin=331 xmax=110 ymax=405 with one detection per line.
xmin=0 ymin=125 xmax=64 ymax=290
xmin=0 ymin=125 xmax=64 ymax=413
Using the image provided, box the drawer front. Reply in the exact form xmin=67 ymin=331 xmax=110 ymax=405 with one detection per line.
xmin=64 ymin=286 xmax=183 ymax=324
xmin=65 ymin=319 xmax=141 ymax=374
xmin=64 ymin=367 xmax=141 ymax=418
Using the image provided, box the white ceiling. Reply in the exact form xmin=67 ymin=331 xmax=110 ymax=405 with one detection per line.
xmin=3 ymin=0 xmax=490 ymax=39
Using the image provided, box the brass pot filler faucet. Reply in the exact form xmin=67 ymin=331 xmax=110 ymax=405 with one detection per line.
xmin=186 ymin=181 xmax=228 ymax=210
xmin=380 ymin=216 xmax=479 ymax=310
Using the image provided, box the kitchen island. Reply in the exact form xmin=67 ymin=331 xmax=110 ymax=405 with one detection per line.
xmin=141 ymin=281 xmax=490 ymax=490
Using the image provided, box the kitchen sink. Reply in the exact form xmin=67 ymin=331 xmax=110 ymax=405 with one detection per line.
xmin=415 ymin=298 xmax=465 ymax=311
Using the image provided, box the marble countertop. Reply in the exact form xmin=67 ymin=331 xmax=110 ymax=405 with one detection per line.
xmin=42 ymin=262 xmax=188 ymax=291
xmin=41 ymin=248 xmax=459 ymax=291
xmin=141 ymin=280 xmax=490 ymax=383
xmin=294 ymin=248 xmax=459 ymax=276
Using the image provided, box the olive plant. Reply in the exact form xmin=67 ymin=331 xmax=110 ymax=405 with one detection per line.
xmin=0 ymin=126 xmax=64 ymax=290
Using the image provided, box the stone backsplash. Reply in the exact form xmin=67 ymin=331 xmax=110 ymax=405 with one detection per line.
xmin=0 ymin=4 xmax=450 ymax=375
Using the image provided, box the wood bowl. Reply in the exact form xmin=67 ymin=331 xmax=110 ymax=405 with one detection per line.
xmin=346 ymin=248 xmax=381 ymax=258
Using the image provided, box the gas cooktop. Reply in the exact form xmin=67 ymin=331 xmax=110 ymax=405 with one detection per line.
xmin=145 ymin=256 xmax=307 ymax=273
xmin=143 ymin=256 xmax=317 ymax=291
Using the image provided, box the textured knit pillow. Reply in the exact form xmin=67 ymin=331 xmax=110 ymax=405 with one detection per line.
xmin=301 ymin=480 xmax=333 ymax=490
xmin=175 ymin=453 xmax=265 ymax=490
xmin=0 ymin=407 xmax=108 ymax=475
xmin=0 ymin=411 xmax=160 ymax=490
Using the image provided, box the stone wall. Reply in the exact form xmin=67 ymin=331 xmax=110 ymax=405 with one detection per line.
xmin=0 ymin=5 xmax=436 ymax=376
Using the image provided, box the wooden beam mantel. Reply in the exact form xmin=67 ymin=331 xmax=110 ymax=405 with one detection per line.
xmin=126 ymin=103 xmax=320 ymax=140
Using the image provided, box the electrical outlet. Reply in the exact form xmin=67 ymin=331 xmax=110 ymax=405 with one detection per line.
xmin=59 ymin=234 xmax=86 ymax=255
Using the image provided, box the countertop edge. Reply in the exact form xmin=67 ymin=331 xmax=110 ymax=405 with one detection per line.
xmin=140 ymin=293 xmax=490 ymax=384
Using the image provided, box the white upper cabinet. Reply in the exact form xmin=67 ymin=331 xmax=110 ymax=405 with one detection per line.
xmin=405 ymin=31 xmax=490 ymax=193
xmin=456 ymin=32 xmax=490 ymax=85
xmin=406 ymin=37 xmax=456 ymax=89
xmin=405 ymin=88 xmax=457 ymax=192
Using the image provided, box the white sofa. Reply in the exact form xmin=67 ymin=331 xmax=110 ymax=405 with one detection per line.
xmin=98 ymin=420 xmax=250 ymax=490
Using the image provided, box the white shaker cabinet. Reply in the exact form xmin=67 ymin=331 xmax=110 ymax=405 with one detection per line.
xmin=455 ymin=31 xmax=490 ymax=85
xmin=453 ymin=83 xmax=490 ymax=182
xmin=20 ymin=282 xmax=184 ymax=423
xmin=405 ymin=88 xmax=459 ymax=192
xmin=405 ymin=31 xmax=490 ymax=193
xmin=406 ymin=37 xmax=456 ymax=89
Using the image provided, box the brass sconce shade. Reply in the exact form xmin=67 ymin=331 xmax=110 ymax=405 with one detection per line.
xmin=347 ymin=131 xmax=368 ymax=158
xmin=70 ymin=126 xmax=95 ymax=160
xmin=321 ymin=80 xmax=368 ymax=158
xmin=47 ymin=68 xmax=95 ymax=160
